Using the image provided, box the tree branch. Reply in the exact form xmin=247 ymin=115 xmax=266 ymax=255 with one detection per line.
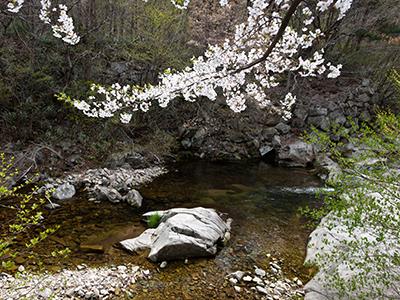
xmin=233 ymin=0 xmax=303 ymax=74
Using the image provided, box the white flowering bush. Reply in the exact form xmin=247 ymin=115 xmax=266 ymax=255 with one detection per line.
xmin=58 ymin=0 xmax=352 ymax=123
xmin=6 ymin=0 xmax=79 ymax=45
xmin=5 ymin=0 xmax=354 ymax=122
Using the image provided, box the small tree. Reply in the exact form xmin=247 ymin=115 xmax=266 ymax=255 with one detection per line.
xmin=303 ymin=70 xmax=400 ymax=299
xmin=0 ymin=153 xmax=66 ymax=272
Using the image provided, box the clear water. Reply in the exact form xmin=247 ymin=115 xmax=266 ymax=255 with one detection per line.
xmin=23 ymin=161 xmax=321 ymax=298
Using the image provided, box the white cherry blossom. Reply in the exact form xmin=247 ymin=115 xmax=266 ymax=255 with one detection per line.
xmin=5 ymin=0 xmax=354 ymax=121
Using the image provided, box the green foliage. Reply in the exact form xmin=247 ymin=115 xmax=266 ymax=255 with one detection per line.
xmin=0 ymin=0 xmax=195 ymax=145
xmin=147 ymin=213 xmax=162 ymax=228
xmin=302 ymin=71 xmax=400 ymax=299
xmin=0 ymin=153 xmax=64 ymax=272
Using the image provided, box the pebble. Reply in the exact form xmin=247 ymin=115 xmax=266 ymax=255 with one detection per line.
xmin=254 ymin=267 xmax=266 ymax=278
xmin=243 ymin=276 xmax=252 ymax=282
xmin=270 ymin=263 xmax=281 ymax=270
xmin=38 ymin=288 xmax=52 ymax=299
xmin=0 ymin=264 xmax=147 ymax=300
xmin=234 ymin=286 xmax=241 ymax=293
xmin=117 ymin=265 xmax=127 ymax=272
xmin=17 ymin=265 xmax=25 ymax=273
xmin=229 ymin=278 xmax=238 ymax=285
xmin=229 ymin=271 xmax=245 ymax=281
xmin=160 ymin=261 xmax=168 ymax=269
xmin=256 ymin=286 xmax=268 ymax=295
xmin=252 ymin=276 xmax=263 ymax=285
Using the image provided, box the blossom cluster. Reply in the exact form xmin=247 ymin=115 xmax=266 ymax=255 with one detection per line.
xmin=6 ymin=0 xmax=80 ymax=45
xmin=66 ymin=0 xmax=352 ymax=123
xmin=6 ymin=0 xmax=24 ymax=13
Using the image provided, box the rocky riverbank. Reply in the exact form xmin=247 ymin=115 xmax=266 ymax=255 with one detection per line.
xmin=0 ymin=264 xmax=150 ymax=300
xmin=304 ymin=152 xmax=400 ymax=299
xmin=39 ymin=166 xmax=167 ymax=207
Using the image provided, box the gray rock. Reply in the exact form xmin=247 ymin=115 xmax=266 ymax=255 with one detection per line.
xmin=256 ymin=286 xmax=268 ymax=295
xmin=229 ymin=271 xmax=245 ymax=281
xmin=275 ymin=123 xmax=291 ymax=134
xmin=314 ymin=154 xmax=341 ymax=181
xmin=124 ymin=189 xmax=143 ymax=207
xmin=110 ymin=62 xmax=128 ymax=74
xmin=255 ymin=267 xmax=266 ymax=278
xmin=278 ymin=137 xmax=315 ymax=167
xmin=94 ymin=186 xmax=122 ymax=203
xmin=328 ymin=111 xmax=346 ymax=125
xmin=294 ymin=107 xmax=308 ymax=121
xmin=229 ymin=277 xmax=238 ymax=285
xmin=121 ymin=207 xmax=230 ymax=262
xmin=262 ymin=128 xmax=278 ymax=140
xmin=362 ymin=78 xmax=370 ymax=87
xmin=272 ymin=135 xmax=281 ymax=148
xmin=358 ymin=93 xmax=370 ymax=103
xmin=307 ymin=116 xmax=330 ymax=131
xmin=309 ymin=107 xmax=328 ymax=117
xmin=52 ymin=183 xmax=76 ymax=200
xmin=243 ymin=276 xmax=252 ymax=282
xmin=259 ymin=145 xmax=274 ymax=157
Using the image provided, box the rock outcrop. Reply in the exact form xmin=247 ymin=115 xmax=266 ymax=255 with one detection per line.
xmin=176 ymin=78 xmax=378 ymax=164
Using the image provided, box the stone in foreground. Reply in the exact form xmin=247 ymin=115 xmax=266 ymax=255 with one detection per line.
xmin=120 ymin=207 xmax=231 ymax=262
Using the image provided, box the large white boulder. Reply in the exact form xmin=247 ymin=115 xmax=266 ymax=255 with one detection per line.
xmin=120 ymin=207 xmax=231 ymax=262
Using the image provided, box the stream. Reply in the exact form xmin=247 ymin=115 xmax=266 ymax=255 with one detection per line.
xmin=29 ymin=161 xmax=321 ymax=298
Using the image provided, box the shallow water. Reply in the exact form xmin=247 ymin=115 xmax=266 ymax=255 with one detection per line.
xmin=19 ymin=161 xmax=321 ymax=298
xmin=141 ymin=161 xmax=321 ymax=268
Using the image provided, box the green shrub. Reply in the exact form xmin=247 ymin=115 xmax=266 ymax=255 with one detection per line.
xmin=147 ymin=213 xmax=162 ymax=228
xmin=302 ymin=70 xmax=400 ymax=299
xmin=0 ymin=153 xmax=62 ymax=272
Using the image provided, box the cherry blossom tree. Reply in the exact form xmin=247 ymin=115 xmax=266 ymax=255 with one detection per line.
xmin=5 ymin=0 xmax=354 ymax=122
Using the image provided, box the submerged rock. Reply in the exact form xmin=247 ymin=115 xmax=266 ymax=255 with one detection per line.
xmin=120 ymin=207 xmax=230 ymax=262
xmin=52 ymin=183 xmax=76 ymax=200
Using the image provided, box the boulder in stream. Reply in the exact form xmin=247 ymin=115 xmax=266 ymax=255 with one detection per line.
xmin=52 ymin=183 xmax=76 ymax=200
xmin=124 ymin=189 xmax=143 ymax=207
xmin=120 ymin=207 xmax=231 ymax=262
